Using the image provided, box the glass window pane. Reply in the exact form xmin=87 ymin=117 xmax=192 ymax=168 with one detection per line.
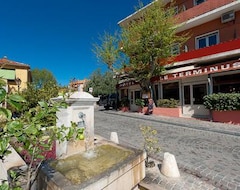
xmin=184 ymin=85 xmax=190 ymax=104
xmin=135 ymin=90 xmax=141 ymax=100
xmin=171 ymin=44 xmax=180 ymax=55
xmin=193 ymin=84 xmax=207 ymax=104
xmin=154 ymin=84 xmax=159 ymax=100
xmin=195 ymin=0 xmax=205 ymax=5
xmin=208 ymin=35 xmax=217 ymax=46
xmin=198 ymin=38 xmax=206 ymax=48
xmin=130 ymin=91 xmax=133 ymax=104
xmin=162 ymin=82 xmax=179 ymax=100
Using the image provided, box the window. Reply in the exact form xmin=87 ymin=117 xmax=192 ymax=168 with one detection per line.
xmin=162 ymin=82 xmax=179 ymax=100
xmin=173 ymin=6 xmax=179 ymax=15
xmin=194 ymin=0 xmax=205 ymax=6
xmin=196 ymin=31 xmax=219 ymax=49
xmin=184 ymin=86 xmax=190 ymax=104
xmin=213 ymin=73 xmax=240 ymax=93
xmin=193 ymin=84 xmax=207 ymax=104
xmin=154 ymin=84 xmax=159 ymax=100
xmin=171 ymin=43 xmax=180 ymax=55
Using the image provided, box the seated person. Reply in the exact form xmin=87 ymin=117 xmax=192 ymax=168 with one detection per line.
xmin=145 ymin=98 xmax=155 ymax=115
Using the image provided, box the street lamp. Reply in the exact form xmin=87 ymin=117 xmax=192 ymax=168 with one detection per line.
xmin=15 ymin=77 xmax=21 ymax=92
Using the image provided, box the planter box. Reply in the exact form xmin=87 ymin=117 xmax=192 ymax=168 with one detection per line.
xmin=212 ymin=110 xmax=240 ymax=124
xmin=153 ymin=107 xmax=181 ymax=117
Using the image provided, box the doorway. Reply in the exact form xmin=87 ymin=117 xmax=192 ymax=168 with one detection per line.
xmin=130 ymin=90 xmax=141 ymax=111
xmin=182 ymin=83 xmax=209 ymax=117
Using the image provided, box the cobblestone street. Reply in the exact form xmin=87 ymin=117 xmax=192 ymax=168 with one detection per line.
xmin=94 ymin=107 xmax=240 ymax=190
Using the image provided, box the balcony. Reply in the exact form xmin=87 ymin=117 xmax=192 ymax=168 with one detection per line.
xmin=176 ymin=0 xmax=240 ymax=32
xmin=176 ymin=0 xmax=235 ymax=23
xmin=172 ymin=38 xmax=240 ymax=66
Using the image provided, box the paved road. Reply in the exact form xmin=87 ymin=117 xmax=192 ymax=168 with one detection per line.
xmin=94 ymin=107 xmax=240 ymax=190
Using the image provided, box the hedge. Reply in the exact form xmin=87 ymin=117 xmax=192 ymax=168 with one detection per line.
xmin=156 ymin=98 xmax=179 ymax=108
xmin=203 ymin=93 xmax=240 ymax=111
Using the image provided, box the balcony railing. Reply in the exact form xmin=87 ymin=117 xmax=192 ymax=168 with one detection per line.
xmin=175 ymin=0 xmax=236 ymax=24
xmin=174 ymin=38 xmax=240 ymax=62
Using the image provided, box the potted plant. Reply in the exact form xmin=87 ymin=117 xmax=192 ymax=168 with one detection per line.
xmin=135 ymin=98 xmax=145 ymax=113
xmin=120 ymin=97 xmax=130 ymax=112
xmin=140 ymin=125 xmax=160 ymax=168
xmin=203 ymin=93 xmax=240 ymax=124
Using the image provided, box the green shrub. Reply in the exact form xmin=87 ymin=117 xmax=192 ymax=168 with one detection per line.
xmin=156 ymin=98 xmax=179 ymax=108
xmin=203 ymin=93 xmax=240 ymax=111
xmin=135 ymin=98 xmax=145 ymax=107
xmin=120 ymin=97 xmax=130 ymax=107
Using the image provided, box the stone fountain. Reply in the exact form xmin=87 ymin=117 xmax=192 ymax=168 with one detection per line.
xmin=37 ymin=88 xmax=146 ymax=190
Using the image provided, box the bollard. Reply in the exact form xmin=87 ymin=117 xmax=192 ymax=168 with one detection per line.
xmin=160 ymin=152 xmax=180 ymax=178
xmin=110 ymin=132 xmax=119 ymax=144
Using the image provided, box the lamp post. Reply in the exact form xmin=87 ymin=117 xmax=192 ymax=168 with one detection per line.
xmin=15 ymin=77 xmax=21 ymax=92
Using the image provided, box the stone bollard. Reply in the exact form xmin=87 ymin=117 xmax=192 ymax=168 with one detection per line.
xmin=110 ymin=132 xmax=119 ymax=144
xmin=160 ymin=152 xmax=180 ymax=178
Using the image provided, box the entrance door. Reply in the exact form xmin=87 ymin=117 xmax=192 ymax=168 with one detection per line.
xmin=130 ymin=90 xmax=141 ymax=111
xmin=182 ymin=83 xmax=209 ymax=117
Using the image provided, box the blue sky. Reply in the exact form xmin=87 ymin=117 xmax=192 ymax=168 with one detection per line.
xmin=0 ymin=0 xmax=151 ymax=86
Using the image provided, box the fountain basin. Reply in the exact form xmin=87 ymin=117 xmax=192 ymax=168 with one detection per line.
xmin=38 ymin=139 xmax=146 ymax=190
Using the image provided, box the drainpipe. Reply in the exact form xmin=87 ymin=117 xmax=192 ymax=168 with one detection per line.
xmin=207 ymin=74 xmax=213 ymax=121
xmin=207 ymin=74 xmax=213 ymax=95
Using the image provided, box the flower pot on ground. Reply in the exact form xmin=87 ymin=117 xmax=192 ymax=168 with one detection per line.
xmin=120 ymin=97 xmax=130 ymax=112
xmin=135 ymin=99 xmax=145 ymax=113
xmin=120 ymin=106 xmax=129 ymax=112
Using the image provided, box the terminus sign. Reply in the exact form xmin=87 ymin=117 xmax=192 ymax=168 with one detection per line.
xmin=157 ymin=60 xmax=240 ymax=81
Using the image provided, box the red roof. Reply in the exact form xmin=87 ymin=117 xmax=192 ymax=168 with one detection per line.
xmin=0 ymin=56 xmax=30 ymax=69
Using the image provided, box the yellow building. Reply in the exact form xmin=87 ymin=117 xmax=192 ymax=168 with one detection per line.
xmin=0 ymin=56 xmax=31 ymax=93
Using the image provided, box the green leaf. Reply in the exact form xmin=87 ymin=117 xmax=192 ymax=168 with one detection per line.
xmin=6 ymin=99 xmax=22 ymax=111
xmin=8 ymin=94 xmax=26 ymax=103
xmin=6 ymin=120 xmax=22 ymax=133
xmin=38 ymin=101 xmax=48 ymax=108
xmin=36 ymin=154 xmax=45 ymax=159
xmin=25 ymin=125 xmax=38 ymax=135
xmin=0 ymin=88 xmax=6 ymax=103
xmin=0 ymin=108 xmax=12 ymax=120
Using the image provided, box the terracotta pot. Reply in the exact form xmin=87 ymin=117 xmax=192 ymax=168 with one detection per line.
xmin=121 ymin=107 xmax=129 ymax=112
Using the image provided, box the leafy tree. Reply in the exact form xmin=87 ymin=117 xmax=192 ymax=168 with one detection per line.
xmin=21 ymin=82 xmax=59 ymax=110
xmin=92 ymin=31 xmax=120 ymax=71
xmin=31 ymin=69 xmax=57 ymax=89
xmin=84 ymin=69 xmax=117 ymax=96
xmin=21 ymin=68 xmax=59 ymax=110
xmin=93 ymin=0 xmax=188 ymax=96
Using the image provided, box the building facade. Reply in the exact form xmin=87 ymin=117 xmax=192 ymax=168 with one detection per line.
xmin=69 ymin=79 xmax=88 ymax=92
xmin=118 ymin=0 xmax=240 ymax=118
xmin=0 ymin=56 xmax=31 ymax=93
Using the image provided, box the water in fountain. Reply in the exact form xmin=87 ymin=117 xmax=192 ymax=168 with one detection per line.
xmin=83 ymin=129 xmax=97 ymax=159
xmin=50 ymin=144 xmax=133 ymax=185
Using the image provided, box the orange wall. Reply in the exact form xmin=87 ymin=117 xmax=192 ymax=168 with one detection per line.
xmin=178 ymin=10 xmax=240 ymax=52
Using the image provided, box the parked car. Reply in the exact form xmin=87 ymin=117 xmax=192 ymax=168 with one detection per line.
xmin=99 ymin=93 xmax=118 ymax=110
xmin=99 ymin=93 xmax=117 ymax=109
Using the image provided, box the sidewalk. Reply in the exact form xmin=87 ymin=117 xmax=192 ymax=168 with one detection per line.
xmin=103 ymin=109 xmax=240 ymax=190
